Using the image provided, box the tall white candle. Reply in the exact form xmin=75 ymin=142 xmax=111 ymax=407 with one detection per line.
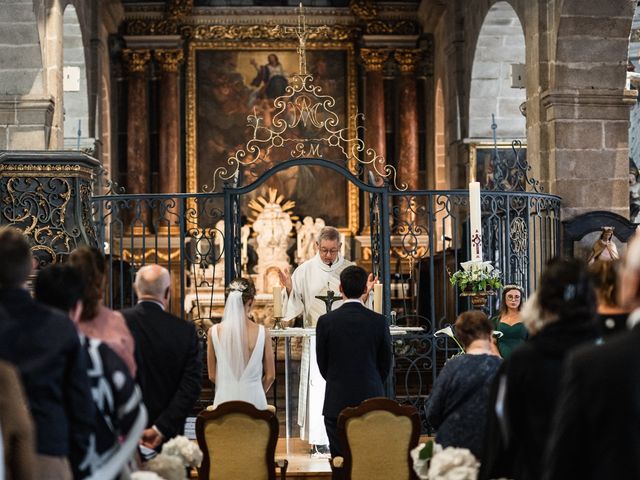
xmin=469 ymin=181 xmax=482 ymax=262
xmin=241 ymin=237 xmax=248 ymax=263
xmin=273 ymin=286 xmax=282 ymax=317
xmin=373 ymin=283 xmax=383 ymax=314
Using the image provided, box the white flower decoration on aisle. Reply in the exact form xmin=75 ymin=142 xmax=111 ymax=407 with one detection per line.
xmin=131 ymin=472 xmax=165 ymax=480
xmin=142 ymin=454 xmax=185 ymax=480
xmin=161 ymin=435 xmax=203 ymax=468
xmin=411 ymin=441 xmax=480 ymax=480
xmin=427 ymin=446 xmax=479 ymax=480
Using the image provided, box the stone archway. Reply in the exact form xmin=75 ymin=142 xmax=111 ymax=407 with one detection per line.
xmin=468 ymin=1 xmax=526 ymax=140
xmin=63 ymin=4 xmax=92 ymax=150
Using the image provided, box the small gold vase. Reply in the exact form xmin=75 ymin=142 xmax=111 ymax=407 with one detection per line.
xmin=460 ymin=288 xmax=496 ymax=309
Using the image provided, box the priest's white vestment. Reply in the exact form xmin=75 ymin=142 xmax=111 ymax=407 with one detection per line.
xmin=283 ymin=253 xmax=352 ymax=445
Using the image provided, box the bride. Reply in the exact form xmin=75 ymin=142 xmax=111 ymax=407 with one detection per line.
xmin=207 ymin=278 xmax=276 ymax=409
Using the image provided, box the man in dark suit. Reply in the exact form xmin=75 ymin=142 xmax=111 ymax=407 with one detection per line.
xmin=544 ymin=233 xmax=640 ymax=480
xmin=316 ymin=265 xmax=392 ymax=457
xmin=0 ymin=226 xmax=94 ymax=479
xmin=123 ymin=264 xmax=202 ymax=448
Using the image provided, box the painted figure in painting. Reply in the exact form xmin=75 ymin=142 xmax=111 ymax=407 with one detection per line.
xmin=250 ymin=54 xmax=289 ymax=101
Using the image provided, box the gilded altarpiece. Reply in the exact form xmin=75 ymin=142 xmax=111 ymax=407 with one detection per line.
xmin=186 ymin=41 xmax=359 ymax=232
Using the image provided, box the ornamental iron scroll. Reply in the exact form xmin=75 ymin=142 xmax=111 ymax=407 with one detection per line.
xmin=485 ymin=115 xmax=542 ymax=193
xmin=0 ymin=152 xmax=100 ymax=266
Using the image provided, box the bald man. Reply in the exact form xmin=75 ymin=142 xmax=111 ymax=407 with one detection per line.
xmin=122 ymin=265 xmax=202 ymax=448
xmin=544 ymin=234 xmax=640 ymax=480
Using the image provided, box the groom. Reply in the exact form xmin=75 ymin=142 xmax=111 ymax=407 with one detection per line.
xmin=315 ymin=265 xmax=392 ymax=457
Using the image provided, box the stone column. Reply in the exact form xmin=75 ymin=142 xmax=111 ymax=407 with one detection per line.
xmin=542 ymin=89 xmax=636 ymax=219
xmin=360 ymin=49 xmax=389 ymax=184
xmin=123 ymin=49 xmax=151 ymax=232
xmin=122 ymin=49 xmax=151 ymax=196
xmin=154 ymin=49 xmax=184 ymax=194
xmin=394 ymin=49 xmax=421 ymax=191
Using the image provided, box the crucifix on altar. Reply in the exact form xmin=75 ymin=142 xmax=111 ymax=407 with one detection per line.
xmin=315 ymin=283 xmax=342 ymax=314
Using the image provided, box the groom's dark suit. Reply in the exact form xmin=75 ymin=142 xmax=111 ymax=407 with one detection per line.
xmin=123 ymin=301 xmax=202 ymax=439
xmin=316 ymin=300 xmax=392 ymax=456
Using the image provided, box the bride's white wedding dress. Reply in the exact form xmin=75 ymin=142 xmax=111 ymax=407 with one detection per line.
xmin=211 ymin=323 xmax=268 ymax=410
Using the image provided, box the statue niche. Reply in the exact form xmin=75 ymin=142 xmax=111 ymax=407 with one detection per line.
xmin=249 ymin=189 xmax=295 ymax=293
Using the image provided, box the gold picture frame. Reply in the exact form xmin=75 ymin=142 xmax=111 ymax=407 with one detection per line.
xmin=185 ymin=40 xmax=359 ymax=233
xmin=469 ymin=142 xmax=528 ymax=191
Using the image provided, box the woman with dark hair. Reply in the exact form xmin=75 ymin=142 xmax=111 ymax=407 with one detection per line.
xmin=207 ymin=277 xmax=275 ymax=409
xmin=426 ymin=311 xmax=501 ymax=458
xmin=589 ymin=260 xmax=629 ymax=337
xmin=491 ymin=285 xmax=526 ymax=358
xmin=480 ymin=257 xmax=599 ymax=480
xmin=69 ymin=245 xmax=137 ymax=377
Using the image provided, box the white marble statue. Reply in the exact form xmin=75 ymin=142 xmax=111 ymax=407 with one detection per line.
xmin=253 ymin=201 xmax=293 ymax=292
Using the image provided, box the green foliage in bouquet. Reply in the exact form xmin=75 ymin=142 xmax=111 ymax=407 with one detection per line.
xmin=449 ymin=260 xmax=503 ymax=293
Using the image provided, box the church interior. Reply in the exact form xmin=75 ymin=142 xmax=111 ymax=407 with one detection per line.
xmin=1 ymin=0 xmax=640 ymax=478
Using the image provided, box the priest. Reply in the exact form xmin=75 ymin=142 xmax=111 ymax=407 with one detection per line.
xmin=278 ymin=226 xmax=374 ymax=454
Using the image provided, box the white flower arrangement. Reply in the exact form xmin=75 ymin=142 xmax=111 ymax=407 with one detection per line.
xmin=134 ymin=435 xmax=203 ymax=480
xmin=449 ymin=261 xmax=502 ymax=293
xmin=161 ymin=435 xmax=203 ymax=468
xmin=141 ymin=454 xmax=185 ymax=480
xmin=131 ymin=471 xmax=165 ymax=480
xmin=411 ymin=441 xmax=480 ymax=480
xmin=428 ymin=446 xmax=479 ymax=480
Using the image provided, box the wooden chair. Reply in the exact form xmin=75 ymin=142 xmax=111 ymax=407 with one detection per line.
xmin=196 ymin=401 xmax=288 ymax=480
xmin=330 ymin=398 xmax=420 ymax=480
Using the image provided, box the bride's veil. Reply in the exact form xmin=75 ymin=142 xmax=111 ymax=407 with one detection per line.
xmin=219 ymin=283 xmax=249 ymax=379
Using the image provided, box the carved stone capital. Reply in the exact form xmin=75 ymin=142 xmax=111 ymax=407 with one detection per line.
xmin=154 ymin=49 xmax=184 ymax=73
xmin=394 ymin=49 xmax=422 ymax=74
xmin=122 ymin=49 xmax=151 ymax=74
xmin=349 ymin=0 xmax=378 ymax=20
xmin=167 ymin=0 xmax=193 ymax=19
xmin=360 ymin=49 xmax=389 ymax=72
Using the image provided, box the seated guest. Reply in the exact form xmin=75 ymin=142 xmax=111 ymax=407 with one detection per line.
xmin=123 ymin=265 xmax=202 ymax=449
xmin=589 ymin=260 xmax=629 ymax=337
xmin=0 ymin=226 xmax=94 ymax=479
xmin=36 ymin=264 xmax=143 ymax=479
xmin=426 ymin=311 xmax=501 ymax=458
xmin=480 ymin=257 xmax=599 ymax=480
xmin=208 ymin=277 xmax=275 ymax=409
xmin=0 ymin=357 xmax=36 ymax=480
xmin=70 ymin=246 xmax=137 ymax=377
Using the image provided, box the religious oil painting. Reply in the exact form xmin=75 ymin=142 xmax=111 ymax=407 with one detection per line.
xmin=188 ymin=44 xmax=356 ymax=230
xmin=471 ymin=143 xmax=528 ymax=192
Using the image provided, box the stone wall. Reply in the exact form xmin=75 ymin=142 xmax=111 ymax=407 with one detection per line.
xmin=419 ymin=0 xmax=635 ymax=220
xmin=0 ymin=0 xmax=52 ymax=149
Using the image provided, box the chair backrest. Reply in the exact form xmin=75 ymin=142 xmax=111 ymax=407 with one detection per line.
xmin=337 ymin=398 xmax=420 ymax=480
xmin=196 ymin=401 xmax=279 ymax=480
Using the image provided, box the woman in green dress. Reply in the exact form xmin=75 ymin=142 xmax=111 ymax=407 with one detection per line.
xmin=491 ymin=285 xmax=527 ymax=358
